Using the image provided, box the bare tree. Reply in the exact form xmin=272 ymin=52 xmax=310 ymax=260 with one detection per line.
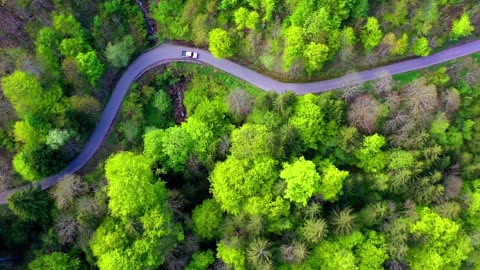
xmin=441 ymin=88 xmax=461 ymax=116
xmin=228 ymin=89 xmax=254 ymax=121
xmin=403 ymin=78 xmax=439 ymax=127
xmin=341 ymin=71 xmax=365 ymax=101
xmin=385 ymin=112 xmax=410 ymax=135
xmin=449 ymin=57 xmax=480 ymax=87
xmin=462 ymin=67 xmax=480 ymax=88
xmin=0 ymin=149 xmax=14 ymax=192
xmin=373 ymin=70 xmax=394 ymax=96
xmin=51 ymin=175 xmax=89 ymax=210
xmin=442 ymin=175 xmax=463 ymax=201
xmin=55 ymin=214 xmax=80 ymax=245
xmin=348 ymin=95 xmax=382 ymax=134
xmin=281 ymin=241 xmax=309 ymax=264
xmin=338 ymin=46 xmax=355 ymax=66
xmin=75 ymin=195 xmax=107 ymax=218
xmin=364 ymin=52 xmax=380 ymax=67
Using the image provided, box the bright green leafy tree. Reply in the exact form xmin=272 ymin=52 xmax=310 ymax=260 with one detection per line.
xmin=406 ymin=207 xmax=472 ymax=270
xmin=451 ymin=13 xmax=474 ymax=40
xmin=280 ymin=157 xmax=320 ymax=206
xmin=104 ymin=152 xmax=168 ymax=218
xmin=209 ymin=28 xmax=234 ymax=58
xmin=75 ymin=51 xmax=105 ymax=85
xmin=192 ymin=199 xmax=223 ymax=240
xmin=319 ymin=163 xmax=349 ymax=202
xmin=283 ymin=26 xmax=304 ymax=70
xmin=361 ymin=17 xmax=383 ymax=51
xmin=355 ymin=134 xmax=387 ymax=173
xmin=303 ymin=42 xmax=329 ymax=74
xmin=412 ymin=37 xmax=431 ymax=57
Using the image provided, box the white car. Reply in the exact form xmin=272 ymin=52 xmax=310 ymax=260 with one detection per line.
xmin=181 ymin=50 xmax=198 ymax=58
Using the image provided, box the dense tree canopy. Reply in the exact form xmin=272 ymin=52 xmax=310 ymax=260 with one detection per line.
xmin=1 ymin=1 xmax=480 ymax=269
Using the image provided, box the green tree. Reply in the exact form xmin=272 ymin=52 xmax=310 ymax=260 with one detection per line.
xmin=303 ymin=42 xmax=329 ymax=74
xmin=12 ymin=151 xmax=40 ymax=181
xmin=7 ymin=186 xmax=52 ymax=222
xmin=318 ymin=163 xmax=349 ymax=202
xmin=261 ymin=0 xmax=276 ymax=22
xmin=1 ymin=71 xmax=50 ymax=117
xmin=412 ymin=37 xmax=431 ymax=57
xmin=356 ymin=231 xmax=388 ymax=270
xmin=234 ymin=7 xmax=249 ymax=30
xmin=209 ymin=28 xmax=233 ymax=58
xmin=283 ymin=26 xmax=305 ymax=70
xmin=186 ymin=250 xmax=215 ymax=270
xmin=144 ymin=126 xmax=194 ymax=172
xmin=192 ymin=199 xmax=223 ymax=240
xmin=52 ymin=12 xmax=83 ymax=37
xmin=104 ymin=152 xmax=168 ymax=218
xmin=246 ymin=11 xmax=260 ymax=30
xmin=105 ymin=35 xmax=135 ymax=68
xmin=304 ymin=231 xmax=364 ymax=269
xmin=35 ymin=27 xmax=60 ymax=72
xmin=390 ymin=33 xmax=409 ymax=56
xmin=75 ymin=51 xmax=105 ymax=85
xmin=289 ymin=94 xmax=325 ymax=150
xmin=217 ymin=241 xmax=246 ymax=270
xmin=230 ymin=124 xmax=272 ymax=160
xmin=406 ymin=207 xmax=472 ymax=270
xmin=451 ymin=13 xmax=474 ymax=40
xmin=28 ymin=252 xmax=80 ymax=270
xmin=210 ymin=156 xmax=277 ymax=214
xmin=280 ymin=157 xmax=320 ymax=206
xmin=361 ymin=17 xmax=383 ymax=51
xmin=59 ymin=37 xmax=88 ymax=58
xmin=13 ymin=115 xmax=49 ymax=150
xmin=355 ymin=134 xmax=387 ymax=173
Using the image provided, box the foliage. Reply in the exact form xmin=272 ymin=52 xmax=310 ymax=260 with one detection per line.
xmin=318 ymin=162 xmax=349 ymax=202
xmin=75 ymin=51 xmax=105 ymax=85
xmin=192 ymin=199 xmax=223 ymax=240
xmin=1 ymin=71 xmax=57 ymax=118
xmin=406 ymin=207 xmax=472 ymax=269
xmin=355 ymin=134 xmax=387 ymax=173
xmin=7 ymin=187 xmax=52 ymax=222
xmin=185 ymin=250 xmax=215 ymax=270
xmin=451 ymin=13 xmax=474 ymax=40
xmin=209 ymin=28 xmax=234 ymax=58
xmin=412 ymin=37 xmax=431 ymax=57
xmin=28 ymin=252 xmax=80 ymax=270
xmin=105 ymin=35 xmax=135 ymax=68
xmin=104 ymin=152 xmax=168 ymax=218
xmin=280 ymin=157 xmax=320 ymax=206
xmin=361 ymin=17 xmax=383 ymax=52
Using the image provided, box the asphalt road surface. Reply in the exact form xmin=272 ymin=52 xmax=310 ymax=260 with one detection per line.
xmin=1 ymin=40 xmax=480 ymax=204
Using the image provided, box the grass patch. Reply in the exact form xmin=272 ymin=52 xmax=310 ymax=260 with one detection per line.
xmin=394 ymin=70 xmax=423 ymax=86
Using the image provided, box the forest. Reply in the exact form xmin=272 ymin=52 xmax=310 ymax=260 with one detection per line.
xmin=0 ymin=0 xmax=480 ymax=269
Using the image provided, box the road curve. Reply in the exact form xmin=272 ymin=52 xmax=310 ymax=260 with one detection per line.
xmin=1 ymin=40 xmax=480 ymax=204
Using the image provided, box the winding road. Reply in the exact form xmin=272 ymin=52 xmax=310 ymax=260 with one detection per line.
xmin=1 ymin=41 xmax=480 ymax=204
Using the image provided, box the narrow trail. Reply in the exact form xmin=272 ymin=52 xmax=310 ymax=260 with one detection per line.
xmin=1 ymin=40 xmax=480 ymax=204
